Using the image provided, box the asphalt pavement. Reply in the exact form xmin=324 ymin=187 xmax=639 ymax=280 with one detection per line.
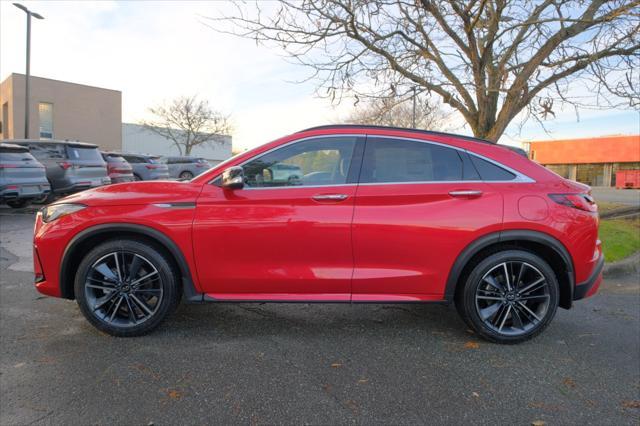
xmin=1 ymin=211 xmax=639 ymax=425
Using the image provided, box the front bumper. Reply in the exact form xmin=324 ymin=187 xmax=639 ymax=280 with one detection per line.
xmin=573 ymin=252 xmax=604 ymax=301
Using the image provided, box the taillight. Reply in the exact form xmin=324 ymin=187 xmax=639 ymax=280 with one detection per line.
xmin=549 ymin=193 xmax=597 ymax=212
xmin=145 ymin=164 xmax=159 ymax=169
xmin=0 ymin=164 xmax=18 ymax=168
xmin=58 ymin=162 xmax=73 ymax=170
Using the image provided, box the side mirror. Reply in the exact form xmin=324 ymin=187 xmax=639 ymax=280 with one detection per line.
xmin=221 ymin=166 xmax=244 ymax=190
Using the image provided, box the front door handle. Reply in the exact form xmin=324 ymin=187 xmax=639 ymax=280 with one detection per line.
xmin=449 ymin=190 xmax=483 ymax=198
xmin=312 ymin=194 xmax=349 ymax=202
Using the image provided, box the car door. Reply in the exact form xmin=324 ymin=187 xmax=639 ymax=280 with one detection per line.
xmin=351 ymin=136 xmax=503 ymax=302
xmin=193 ymin=135 xmax=364 ymax=300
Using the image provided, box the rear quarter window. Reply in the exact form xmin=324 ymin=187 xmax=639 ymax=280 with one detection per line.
xmin=470 ymin=155 xmax=516 ymax=181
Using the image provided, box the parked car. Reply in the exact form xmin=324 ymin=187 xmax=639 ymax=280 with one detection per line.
xmin=101 ymin=152 xmax=134 ymax=184
xmin=0 ymin=143 xmax=51 ymax=208
xmin=121 ymin=154 xmax=170 ymax=181
xmin=32 ymin=125 xmax=603 ymax=343
xmin=8 ymin=140 xmax=110 ymax=204
xmin=162 ymin=156 xmax=211 ymax=180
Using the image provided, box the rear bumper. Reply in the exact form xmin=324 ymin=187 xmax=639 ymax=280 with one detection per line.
xmin=53 ymin=177 xmax=110 ymax=194
xmin=573 ymin=252 xmax=604 ymax=301
xmin=1 ymin=182 xmax=51 ymax=200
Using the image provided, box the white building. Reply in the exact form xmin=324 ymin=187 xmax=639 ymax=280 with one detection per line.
xmin=122 ymin=123 xmax=232 ymax=165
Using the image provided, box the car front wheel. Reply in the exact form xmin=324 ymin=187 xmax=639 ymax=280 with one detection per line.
xmin=456 ymin=250 xmax=559 ymax=344
xmin=74 ymin=239 xmax=180 ymax=337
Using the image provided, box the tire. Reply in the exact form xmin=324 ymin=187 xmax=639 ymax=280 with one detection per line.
xmin=455 ymin=250 xmax=559 ymax=344
xmin=33 ymin=190 xmax=55 ymax=205
xmin=74 ymin=239 xmax=180 ymax=337
xmin=6 ymin=199 xmax=30 ymax=209
xmin=179 ymin=171 xmax=193 ymax=180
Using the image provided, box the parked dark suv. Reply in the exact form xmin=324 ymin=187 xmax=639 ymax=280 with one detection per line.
xmin=8 ymin=140 xmax=110 ymax=203
xmin=162 ymin=156 xmax=211 ymax=180
xmin=101 ymin=152 xmax=134 ymax=183
xmin=0 ymin=143 xmax=50 ymax=208
xmin=121 ymin=154 xmax=170 ymax=181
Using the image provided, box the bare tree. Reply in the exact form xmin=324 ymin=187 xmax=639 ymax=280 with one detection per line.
xmin=210 ymin=0 xmax=640 ymax=142
xmin=342 ymin=94 xmax=449 ymax=130
xmin=141 ymin=96 xmax=232 ymax=155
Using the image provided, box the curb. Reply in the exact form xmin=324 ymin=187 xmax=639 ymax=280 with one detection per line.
xmin=603 ymin=252 xmax=640 ymax=277
xmin=600 ymin=206 xmax=640 ymax=219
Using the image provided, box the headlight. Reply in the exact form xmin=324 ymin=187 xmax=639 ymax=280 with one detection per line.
xmin=41 ymin=204 xmax=86 ymax=223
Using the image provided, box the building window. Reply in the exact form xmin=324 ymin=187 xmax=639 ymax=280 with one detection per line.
xmin=576 ymin=163 xmax=606 ymax=186
xmin=39 ymin=102 xmax=53 ymax=139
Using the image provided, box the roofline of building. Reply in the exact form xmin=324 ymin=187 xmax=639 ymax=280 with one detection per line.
xmin=527 ymin=134 xmax=639 ymax=143
xmin=4 ymin=73 xmax=122 ymax=94
xmin=122 ymin=122 xmax=232 ymax=139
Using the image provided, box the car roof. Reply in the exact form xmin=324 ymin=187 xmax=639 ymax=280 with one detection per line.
xmin=0 ymin=143 xmax=31 ymax=152
xmin=5 ymin=139 xmax=99 ymax=148
xmin=122 ymin=153 xmax=159 ymax=159
xmin=298 ymin=124 xmax=495 ymax=145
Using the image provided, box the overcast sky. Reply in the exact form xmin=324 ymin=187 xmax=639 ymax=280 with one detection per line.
xmin=1 ymin=1 xmax=638 ymax=150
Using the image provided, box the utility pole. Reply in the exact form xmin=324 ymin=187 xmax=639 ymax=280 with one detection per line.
xmin=411 ymin=86 xmax=417 ymax=128
xmin=13 ymin=3 xmax=44 ymax=139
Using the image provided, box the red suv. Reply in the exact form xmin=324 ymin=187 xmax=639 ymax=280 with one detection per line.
xmin=33 ymin=125 xmax=603 ymax=343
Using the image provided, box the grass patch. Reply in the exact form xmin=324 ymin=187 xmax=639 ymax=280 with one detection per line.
xmin=599 ymin=217 xmax=640 ymax=263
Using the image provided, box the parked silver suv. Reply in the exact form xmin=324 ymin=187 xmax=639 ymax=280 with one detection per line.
xmin=0 ymin=143 xmax=51 ymax=208
xmin=8 ymin=140 xmax=110 ymax=203
xmin=162 ymin=156 xmax=211 ymax=180
xmin=121 ymin=154 xmax=170 ymax=181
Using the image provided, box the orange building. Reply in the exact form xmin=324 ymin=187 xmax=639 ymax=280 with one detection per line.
xmin=526 ymin=135 xmax=640 ymax=187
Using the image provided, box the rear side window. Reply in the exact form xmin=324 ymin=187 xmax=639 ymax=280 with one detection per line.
xmin=123 ymin=156 xmax=142 ymax=163
xmin=66 ymin=146 xmax=103 ymax=162
xmin=360 ymin=138 xmax=466 ymax=183
xmin=469 ymin=155 xmax=516 ymax=181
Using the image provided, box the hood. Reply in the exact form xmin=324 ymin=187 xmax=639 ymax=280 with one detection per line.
xmin=55 ymin=181 xmax=202 ymax=207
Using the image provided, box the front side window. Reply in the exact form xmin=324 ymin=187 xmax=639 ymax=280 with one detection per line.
xmin=360 ymin=137 xmax=465 ymax=183
xmin=39 ymin=102 xmax=53 ymax=139
xmin=240 ymin=137 xmax=357 ymax=188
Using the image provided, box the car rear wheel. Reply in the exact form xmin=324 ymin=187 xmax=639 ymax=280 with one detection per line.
xmin=179 ymin=171 xmax=193 ymax=180
xmin=456 ymin=250 xmax=559 ymax=344
xmin=6 ymin=199 xmax=30 ymax=209
xmin=74 ymin=239 xmax=180 ymax=337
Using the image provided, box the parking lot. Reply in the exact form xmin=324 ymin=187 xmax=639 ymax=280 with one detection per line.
xmin=1 ymin=209 xmax=639 ymax=425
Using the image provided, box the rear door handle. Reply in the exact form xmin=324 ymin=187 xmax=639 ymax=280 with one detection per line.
xmin=449 ymin=190 xmax=483 ymax=198
xmin=312 ymin=194 xmax=349 ymax=201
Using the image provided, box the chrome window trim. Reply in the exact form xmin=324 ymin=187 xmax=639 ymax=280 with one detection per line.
xmin=208 ymin=133 xmax=535 ymax=188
